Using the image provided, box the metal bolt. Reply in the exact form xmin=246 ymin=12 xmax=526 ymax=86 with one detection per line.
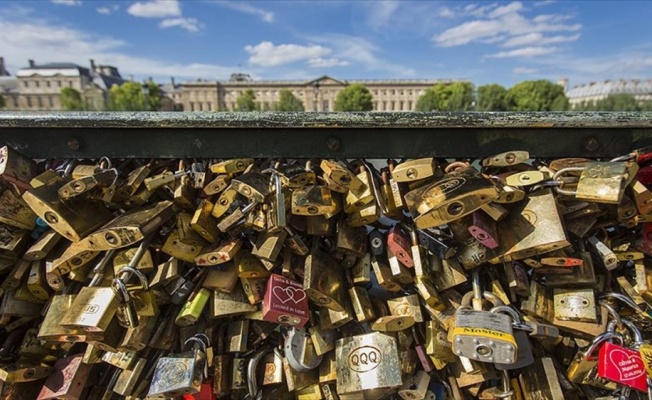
xmin=584 ymin=137 xmax=600 ymax=152
xmin=67 ymin=137 xmax=80 ymax=151
xmin=325 ymin=136 xmax=341 ymax=152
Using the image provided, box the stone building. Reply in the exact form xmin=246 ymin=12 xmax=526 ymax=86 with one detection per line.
xmin=0 ymin=57 xmax=19 ymax=109
xmin=8 ymin=59 xmax=124 ymax=110
xmin=178 ymin=74 xmax=466 ymax=112
xmin=566 ymin=79 xmax=652 ymax=108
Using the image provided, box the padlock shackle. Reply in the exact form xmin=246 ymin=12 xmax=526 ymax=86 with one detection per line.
xmin=461 ymin=290 xmax=505 ymax=309
xmin=583 ymin=332 xmax=624 ymax=361
xmin=183 ymin=336 xmax=208 ymax=353
xmin=598 ymin=292 xmax=644 ymax=314
xmin=609 ymin=319 xmax=644 ymax=349
xmin=247 ymin=346 xmax=274 ymax=400
xmin=553 ymin=166 xmax=584 ymax=196
xmin=117 ymin=266 xmax=149 ymax=290
xmin=489 ymin=305 xmax=522 ymax=323
xmin=600 ymin=300 xmax=623 ymax=330
xmin=89 ymin=249 xmax=118 ymax=287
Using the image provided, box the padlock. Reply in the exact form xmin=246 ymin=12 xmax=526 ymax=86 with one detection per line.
xmin=304 ymin=248 xmax=347 ymax=312
xmin=284 ymin=327 xmax=323 ymax=372
xmin=36 ymin=354 xmax=92 ymax=399
xmin=148 ymin=335 xmax=209 ymax=398
xmin=554 ymin=161 xmax=632 ymax=204
xmin=263 ymin=273 xmax=309 ymax=327
xmin=335 ymin=332 xmax=403 ymax=394
xmin=0 ymin=188 xmax=37 ymax=230
xmin=451 ymin=291 xmax=518 ymax=364
xmin=597 ymin=319 xmax=648 ymax=393
xmin=320 ymin=160 xmax=367 ymax=196
xmin=0 ymin=146 xmax=37 ymax=192
xmin=391 ymin=158 xmax=437 ymax=183
xmin=566 ymin=331 xmax=624 ymax=385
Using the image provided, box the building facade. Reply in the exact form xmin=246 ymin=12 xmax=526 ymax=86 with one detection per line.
xmin=178 ymin=74 xmax=466 ymax=112
xmin=566 ymin=79 xmax=652 ymax=108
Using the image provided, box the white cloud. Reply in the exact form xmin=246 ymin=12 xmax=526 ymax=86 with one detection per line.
xmin=97 ymin=5 xmax=119 ymax=15
xmin=309 ymin=34 xmax=416 ymax=77
xmin=486 ymin=46 xmax=557 ymax=58
xmin=534 ymin=0 xmax=557 ymax=6
xmin=513 ymin=67 xmax=539 ymax=74
xmin=52 ymin=0 xmax=81 ymax=5
xmin=159 ymin=17 xmax=202 ymax=32
xmin=439 ymin=6 xmax=456 ymax=18
xmin=308 ymin=58 xmax=349 ymax=68
xmin=214 ymin=1 xmax=274 ymax=23
xmin=502 ymin=32 xmax=580 ymax=47
xmin=245 ymin=41 xmax=332 ymax=67
xmin=0 ymin=15 xmax=236 ymax=81
xmin=433 ymin=0 xmax=581 ymax=54
xmin=127 ymin=0 xmax=181 ymax=18
xmin=367 ymin=1 xmax=400 ymax=30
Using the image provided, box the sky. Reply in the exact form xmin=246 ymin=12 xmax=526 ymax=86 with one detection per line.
xmin=1 ymin=0 xmax=651 ymax=88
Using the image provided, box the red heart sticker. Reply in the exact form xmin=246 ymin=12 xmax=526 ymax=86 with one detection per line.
xmin=598 ymin=342 xmax=648 ymax=392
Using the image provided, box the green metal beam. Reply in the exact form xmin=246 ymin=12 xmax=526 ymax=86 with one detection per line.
xmin=0 ymin=111 xmax=651 ymax=159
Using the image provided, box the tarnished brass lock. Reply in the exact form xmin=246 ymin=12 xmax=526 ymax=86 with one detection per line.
xmin=304 ymin=248 xmax=347 ymax=312
xmin=555 ymin=161 xmax=631 ymax=204
xmin=320 ymin=160 xmax=367 ymax=196
xmin=0 ymin=189 xmax=37 ymax=230
xmin=22 ymin=180 xmax=113 ymax=242
xmin=60 ymin=280 xmax=119 ymax=333
xmin=36 ymin=354 xmax=91 ymax=399
xmin=148 ymin=335 xmax=209 ymax=398
xmin=335 ymin=332 xmax=402 ymax=394
xmin=231 ymin=171 xmax=271 ymax=203
xmin=405 ymin=166 xmax=499 ymax=229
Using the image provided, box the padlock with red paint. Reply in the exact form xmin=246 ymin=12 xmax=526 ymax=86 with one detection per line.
xmin=37 ymin=354 xmax=92 ymax=400
xmin=182 ymin=380 xmax=216 ymax=400
xmin=262 ymin=273 xmax=309 ymax=327
xmin=597 ymin=341 xmax=648 ymax=392
xmin=635 ymin=223 xmax=652 ymax=256
xmin=637 ymin=165 xmax=652 ymax=186
xmin=387 ymin=226 xmax=413 ymax=268
xmin=468 ymin=210 xmax=499 ymax=249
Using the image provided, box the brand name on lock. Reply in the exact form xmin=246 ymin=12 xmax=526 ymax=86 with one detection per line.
xmin=424 ymin=178 xmax=466 ymax=198
xmin=348 ymin=345 xmax=382 ymax=372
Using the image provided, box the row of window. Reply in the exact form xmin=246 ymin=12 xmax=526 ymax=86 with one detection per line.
xmin=23 ymin=80 xmax=75 ymax=89
xmin=373 ymin=100 xmax=413 ymax=111
xmin=372 ymin=89 xmax=423 ymax=97
xmin=23 ymin=95 xmax=57 ymax=108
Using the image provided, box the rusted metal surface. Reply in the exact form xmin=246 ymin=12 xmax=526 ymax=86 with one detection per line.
xmin=0 ymin=111 xmax=650 ymax=158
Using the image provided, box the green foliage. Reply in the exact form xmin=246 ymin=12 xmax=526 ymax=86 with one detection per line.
xmin=275 ymin=89 xmax=304 ymax=111
xmin=0 ymin=93 xmax=4 ymax=109
xmin=476 ymin=84 xmax=507 ymax=111
xmin=574 ymin=94 xmax=648 ymax=111
xmin=236 ymin=89 xmax=258 ymax=111
xmin=505 ymin=80 xmax=569 ymax=111
xmin=415 ymin=82 xmax=475 ymax=111
xmin=60 ymin=87 xmax=84 ymax=111
xmin=107 ymin=81 xmax=162 ymax=111
xmin=334 ymin=84 xmax=373 ymax=111
xmin=145 ymin=81 xmax=162 ymax=111
xmin=641 ymin=101 xmax=652 ymax=112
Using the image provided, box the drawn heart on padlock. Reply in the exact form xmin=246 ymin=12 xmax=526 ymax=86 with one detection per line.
xmin=273 ymin=286 xmax=306 ymax=304
xmin=608 ymin=348 xmax=646 ymax=381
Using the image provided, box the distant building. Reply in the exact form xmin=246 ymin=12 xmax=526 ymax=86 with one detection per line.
xmin=566 ymin=79 xmax=652 ymax=108
xmin=178 ymin=75 xmax=467 ymax=112
xmin=7 ymin=58 xmax=124 ymax=110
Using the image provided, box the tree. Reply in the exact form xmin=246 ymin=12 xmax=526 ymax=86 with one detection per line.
xmin=108 ymin=81 xmax=145 ymax=111
xmin=505 ymin=80 xmax=569 ymax=111
xmin=144 ymin=81 xmax=162 ymax=111
xmin=334 ymin=83 xmax=373 ymax=111
xmin=415 ymin=82 xmax=475 ymax=111
xmin=236 ymin=89 xmax=258 ymax=111
xmin=595 ymin=93 xmax=640 ymax=111
xmin=60 ymin=87 xmax=84 ymax=111
xmin=275 ymin=89 xmax=304 ymax=111
xmin=476 ymin=84 xmax=507 ymax=111
xmin=0 ymin=94 xmax=4 ymax=109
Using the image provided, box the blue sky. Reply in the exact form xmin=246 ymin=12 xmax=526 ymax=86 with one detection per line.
xmin=1 ymin=0 xmax=651 ymax=88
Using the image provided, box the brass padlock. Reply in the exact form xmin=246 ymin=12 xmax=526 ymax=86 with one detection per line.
xmin=148 ymin=335 xmax=209 ymax=397
xmin=304 ymin=248 xmax=347 ymax=312
xmin=0 ymin=146 xmax=37 ymax=192
xmin=0 ymin=189 xmax=37 ymax=230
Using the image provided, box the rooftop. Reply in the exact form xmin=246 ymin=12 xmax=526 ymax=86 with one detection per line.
xmin=567 ymin=79 xmax=652 ymax=99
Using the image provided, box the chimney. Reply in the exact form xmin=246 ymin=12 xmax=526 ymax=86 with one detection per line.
xmin=28 ymin=59 xmax=35 ymax=68
xmin=557 ymin=78 xmax=569 ymax=93
xmin=90 ymin=59 xmax=96 ymax=72
xmin=171 ymin=77 xmax=176 ymax=87
xmin=148 ymin=76 xmax=153 ymax=83
xmin=129 ymin=74 xmax=134 ymax=81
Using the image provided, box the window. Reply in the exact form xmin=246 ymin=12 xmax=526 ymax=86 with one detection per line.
xmin=57 ymin=81 xmax=62 ymax=88
xmin=399 ymin=101 xmax=404 ymax=111
xmin=390 ymin=101 xmax=395 ymax=110
xmin=23 ymin=81 xmax=28 ymax=88
xmin=48 ymin=96 xmax=54 ymax=107
xmin=382 ymin=90 xmax=387 ymax=95
xmin=382 ymin=101 xmax=387 ymax=110
xmin=35 ymin=81 xmax=40 ymax=88
xmin=26 ymin=97 xmax=32 ymax=108
xmin=408 ymin=90 xmax=413 ymax=96
xmin=68 ymin=81 xmax=73 ymax=87
xmin=399 ymin=90 xmax=403 ymax=95
xmin=408 ymin=101 xmax=413 ymax=110
xmin=46 ymin=81 xmax=51 ymax=88
xmin=323 ymin=100 xmax=329 ymax=112
xmin=190 ymin=102 xmax=195 ymax=111
xmin=198 ymin=102 xmax=203 ymax=111
xmin=390 ymin=90 xmax=395 ymax=95
xmin=373 ymin=102 xmax=378 ymax=110
xmin=374 ymin=90 xmax=378 ymax=95
xmin=37 ymin=97 xmax=43 ymax=108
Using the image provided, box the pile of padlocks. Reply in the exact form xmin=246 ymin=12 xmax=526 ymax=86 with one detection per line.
xmin=2 ymin=145 xmax=652 ymax=399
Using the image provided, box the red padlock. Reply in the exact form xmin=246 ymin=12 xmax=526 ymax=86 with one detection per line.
xmin=387 ymin=226 xmax=413 ymax=268
xmin=183 ymin=380 xmax=216 ymax=400
xmin=468 ymin=210 xmax=499 ymax=249
xmin=598 ymin=341 xmax=648 ymax=392
xmin=637 ymin=165 xmax=652 ymax=186
xmin=262 ymin=273 xmax=309 ymax=327
xmin=635 ymin=223 xmax=652 ymax=256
